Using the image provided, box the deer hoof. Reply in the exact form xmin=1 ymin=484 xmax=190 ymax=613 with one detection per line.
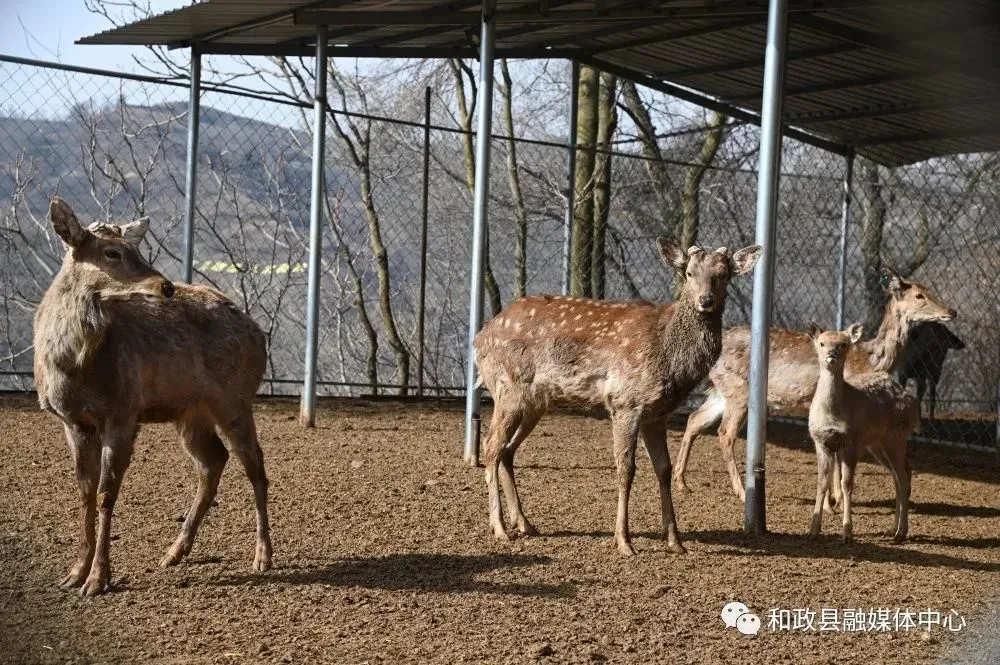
xmin=159 ymin=542 xmax=188 ymax=568
xmin=891 ymin=533 xmax=907 ymax=544
xmin=252 ymin=541 xmax=273 ymax=573
xmin=516 ymin=522 xmax=540 ymax=537
xmin=616 ymin=540 xmax=638 ymax=557
xmin=673 ymin=479 xmax=692 ymax=494
xmin=667 ymin=541 xmax=687 ymax=555
xmin=58 ymin=570 xmax=87 ymax=590
xmin=79 ymin=574 xmax=109 ymax=597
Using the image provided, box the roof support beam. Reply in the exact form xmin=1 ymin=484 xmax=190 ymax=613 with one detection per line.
xmin=295 ymin=0 xmax=921 ymax=26
xmin=196 ymin=43 xmax=555 ymax=58
xmin=794 ymin=13 xmax=1000 ymax=86
xmin=857 ymin=124 xmax=1000 ymax=147
xmin=588 ymin=15 xmax=764 ymax=54
xmin=789 ymin=94 xmax=1000 ymax=125
xmin=724 ymin=69 xmax=928 ymax=103
xmin=660 ymin=42 xmax=854 ymax=80
xmin=575 ymin=53 xmax=847 ymax=154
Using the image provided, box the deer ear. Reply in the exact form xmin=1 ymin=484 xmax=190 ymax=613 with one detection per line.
xmin=731 ymin=245 xmax=762 ymax=275
xmin=49 ymin=197 xmax=88 ymax=247
xmin=805 ymin=322 xmax=822 ymax=340
xmin=120 ymin=217 xmax=149 ymax=244
xmin=880 ymin=267 xmax=906 ymax=294
xmin=846 ymin=323 xmax=865 ymax=343
xmin=657 ymin=237 xmax=687 ymax=271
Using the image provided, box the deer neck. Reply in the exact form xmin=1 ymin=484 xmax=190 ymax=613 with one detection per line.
xmin=861 ymin=301 xmax=913 ymax=372
xmin=814 ymin=363 xmax=846 ymax=414
xmin=658 ymin=296 xmax=724 ymax=375
xmin=36 ymin=269 xmax=109 ymax=373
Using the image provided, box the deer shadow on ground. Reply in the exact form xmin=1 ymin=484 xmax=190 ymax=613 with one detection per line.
xmin=205 ymin=553 xmax=573 ymax=598
xmin=685 ymin=529 xmax=1000 ymax=571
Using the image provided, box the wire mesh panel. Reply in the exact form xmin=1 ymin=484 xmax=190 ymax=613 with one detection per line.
xmin=0 ymin=55 xmax=997 ymax=448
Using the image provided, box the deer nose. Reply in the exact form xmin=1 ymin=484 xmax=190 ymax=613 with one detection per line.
xmin=698 ymin=295 xmax=715 ymax=309
xmin=161 ymin=280 xmax=175 ymax=299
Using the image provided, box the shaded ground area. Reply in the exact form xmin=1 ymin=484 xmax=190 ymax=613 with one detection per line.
xmin=1 ymin=395 xmax=999 ymax=664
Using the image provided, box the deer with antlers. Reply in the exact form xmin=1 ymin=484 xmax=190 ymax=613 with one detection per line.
xmin=474 ymin=239 xmax=761 ymax=556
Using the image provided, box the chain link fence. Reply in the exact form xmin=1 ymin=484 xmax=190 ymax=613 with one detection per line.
xmin=1 ymin=55 xmax=997 ymax=448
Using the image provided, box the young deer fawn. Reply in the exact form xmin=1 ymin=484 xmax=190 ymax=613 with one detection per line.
xmin=674 ymin=269 xmax=954 ymax=503
xmin=34 ymin=198 xmax=272 ymax=596
xmin=474 ymin=238 xmax=761 ymax=556
xmin=806 ymin=323 xmax=918 ymax=544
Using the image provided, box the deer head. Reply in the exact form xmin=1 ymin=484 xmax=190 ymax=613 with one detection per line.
xmin=658 ymin=238 xmax=761 ymax=314
xmin=49 ymin=197 xmax=175 ymax=302
xmin=807 ymin=322 xmax=865 ymax=370
xmin=880 ymin=267 xmax=955 ymax=324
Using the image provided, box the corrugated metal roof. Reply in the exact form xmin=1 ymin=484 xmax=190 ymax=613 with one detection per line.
xmin=77 ymin=0 xmax=1000 ymax=166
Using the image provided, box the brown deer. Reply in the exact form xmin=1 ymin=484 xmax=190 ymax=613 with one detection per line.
xmin=673 ymin=269 xmax=955 ymax=503
xmin=806 ymin=324 xmax=917 ymax=543
xmin=474 ymin=239 xmax=761 ymax=556
xmin=34 ymin=198 xmax=272 ymax=597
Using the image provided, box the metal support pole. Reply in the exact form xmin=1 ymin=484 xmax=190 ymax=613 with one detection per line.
xmin=744 ymin=0 xmax=789 ymax=535
xmin=562 ymin=60 xmax=580 ymax=296
xmin=835 ymin=147 xmax=855 ymax=330
xmin=299 ymin=25 xmax=328 ymax=428
xmin=463 ymin=3 xmax=497 ymax=465
xmin=181 ymin=48 xmax=201 ymax=283
xmin=417 ymin=86 xmax=432 ymax=398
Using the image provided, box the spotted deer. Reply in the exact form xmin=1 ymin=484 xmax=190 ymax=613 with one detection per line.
xmin=474 ymin=239 xmax=761 ymax=556
xmin=34 ymin=198 xmax=272 ymax=596
xmin=673 ymin=269 xmax=955 ymax=504
xmin=807 ymin=324 xmax=917 ymax=543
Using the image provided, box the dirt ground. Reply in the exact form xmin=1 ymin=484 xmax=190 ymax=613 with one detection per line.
xmin=2 ymin=394 xmax=999 ymax=665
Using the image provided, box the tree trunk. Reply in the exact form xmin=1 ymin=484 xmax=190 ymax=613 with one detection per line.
xmin=499 ymin=60 xmax=528 ymax=299
xmin=450 ymin=59 xmax=503 ymax=316
xmin=859 ymin=160 xmax=889 ymax=333
xmin=676 ymin=112 xmax=727 ymax=296
xmin=591 ymin=72 xmax=617 ymax=300
xmin=571 ymin=65 xmax=599 ymax=298
xmin=621 ymin=80 xmax=674 ymax=235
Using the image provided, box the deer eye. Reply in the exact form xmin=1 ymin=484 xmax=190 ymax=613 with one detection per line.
xmin=915 ymin=293 xmax=925 ymax=300
xmin=103 ymin=247 xmax=122 ymax=261
xmin=686 ymin=271 xmax=693 ymax=278
xmin=819 ymin=342 xmax=825 ymax=347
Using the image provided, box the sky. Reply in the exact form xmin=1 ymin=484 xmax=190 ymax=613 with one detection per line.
xmin=2 ymin=0 xmax=189 ymax=72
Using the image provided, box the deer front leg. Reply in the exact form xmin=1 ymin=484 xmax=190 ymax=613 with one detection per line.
xmin=483 ymin=404 xmax=521 ymax=541
xmin=59 ymin=423 xmax=100 ymax=590
xmin=839 ymin=455 xmax=857 ymax=544
xmin=611 ymin=411 xmax=640 ymax=557
xmin=809 ymin=446 xmax=834 ymax=538
xmin=81 ymin=422 xmax=136 ymax=597
xmin=641 ymin=418 xmax=686 ymax=554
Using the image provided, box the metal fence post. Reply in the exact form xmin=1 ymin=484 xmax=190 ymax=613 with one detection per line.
xmin=463 ymin=2 xmax=497 ymax=465
xmin=299 ymin=25 xmax=328 ymax=428
xmin=181 ymin=48 xmax=201 ymax=283
xmin=835 ymin=147 xmax=855 ymax=330
xmin=745 ymin=0 xmax=789 ymax=535
xmin=562 ymin=60 xmax=580 ymax=296
xmin=417 ymin=86 xmax=432 ymax=398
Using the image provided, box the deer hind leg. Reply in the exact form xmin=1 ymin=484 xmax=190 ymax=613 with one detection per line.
xmin=825 ymin=453 xmax=843 ymax=514
xmin=81 ymin=420 xmax=138 ymax=597
xmin=484 ymin=400 xmax=523 ymax=541
xmin=498 ymin=406 xmax=542 ymax=537
xmin=673 ymin=391 xmax=726 ymax=493
xmin=641 ymin=418 xmax=686 ymax=554
xmin=59 ymin=422 xmax=100 ymax=590
xmin=161 ymin=415 xmax=229 ymax=568
xmin=217 ymin=407 xmax=272 ymax=573
xmin=883 ymin=439 xmax=911 ymax=542
xmin=611 ymin=411 xmax=641 ymax=557
xmin=717 ymin=398 xmax=748 ymax=502
xmin=809 ymin=445 xmax=834 ymax=538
